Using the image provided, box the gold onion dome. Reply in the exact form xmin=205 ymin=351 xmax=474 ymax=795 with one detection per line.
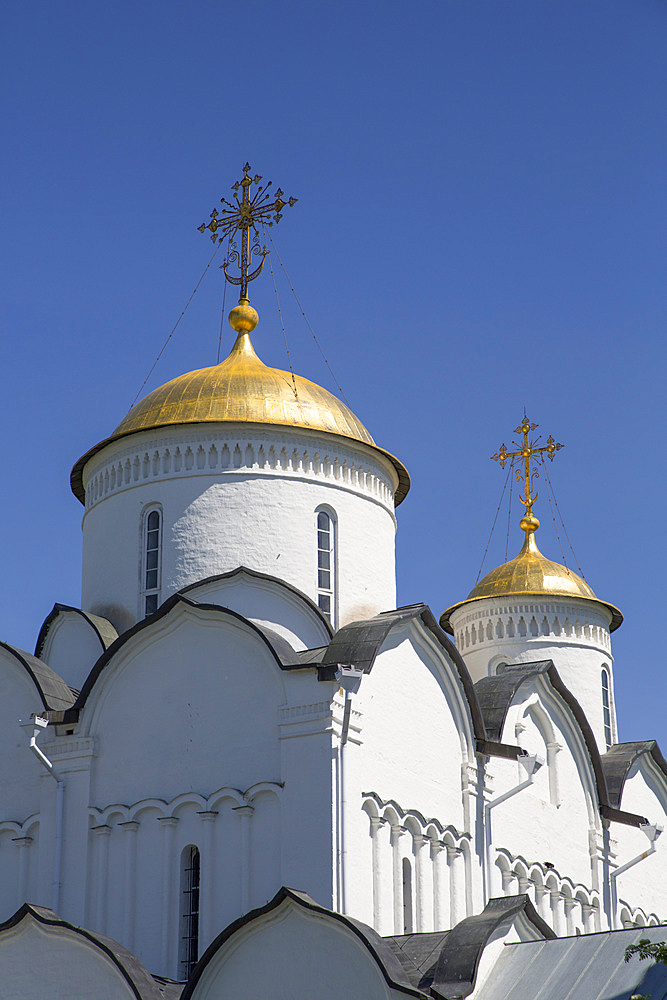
xmin=71 ymin=317 xmax=409 ymax=506
xmin=440 ymin=515 xmax=623 ymax=634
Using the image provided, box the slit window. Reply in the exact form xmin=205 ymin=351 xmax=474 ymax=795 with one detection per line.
xmin=316 ymin=509 xmax=336 ymax=625
xmin=402 ymin=856 xmax=413 ymax=933
xmin=601 ymin=667 xmax=612 ymax=748
xmin=143 ymin=509 xmax=162 ymax=617
xmin=179 ymin=845 xmax=200 ymax=979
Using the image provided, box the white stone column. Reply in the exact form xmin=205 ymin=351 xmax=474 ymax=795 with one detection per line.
xmin=581 ymin=901 xmax=594 ymax=933
xmin=500 ymin=867 xmax=515 ymax=896
xmin=550 ymin=888 xmax=564 ymax=936
xmin=447 ymin=846 xmax=464 ymax=926
xmin=431 ymin=841 xmax=447 ymax=930
xmin=535 ymin=883 xmax=550 ymax=923
xmin=119 ymin=821 xmax=139 ymax=951
xmin=12 ymin=836 xmax=33 ymax=908
xmin=369 ymin=816 xmax=391 ymax=934
xmin=564 ymin=895 xmax=576 ymax=935
xmin=158 ymin=816 xmax=179 ymax=975
xmin=234 ymin=805 xmax=254 ymax=914
xmin=91 ymin=824 xmax=111 ymax=934
xmin=413 ymin=836 xmax=432 ymax=933
xmin=197 ymin=810 xmax=218 ymax=948
xmin=390 ymin=824 xmax=404 ymax=935
xmin=517 ymin=873 xmax=531 ymax=896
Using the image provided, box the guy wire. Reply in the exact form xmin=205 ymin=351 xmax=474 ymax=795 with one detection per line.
xmin=541 ymin=457 xmax=569 ymax=570
xmin=505 ymin=460 xmax=515 ymax=562
xmin=216 ymin=235 xmax=231 ymax=365
xmin=475 ymin=461 xmax=512 ymax=585
xmin=130 ymin=242 xmax=222 ymax=408
xmin=264 ymin=229 xmax=351 ymax=406
xmin=543 ymin=461 xmax=586 ymax=578
xmin=265 ymin=231 xmax=299 ymax=401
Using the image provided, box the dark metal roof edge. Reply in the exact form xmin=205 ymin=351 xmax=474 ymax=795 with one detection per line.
xmin=180 ymin=886 xmax=425 ymax=1000
xmin=66 ymin=595 xmax=299 ymax=720
xmin=35 ymin=602 xmax=118 ymax=660
xmin=601 ymin=740 xmax=667 ymax=810
xmin=0 ymin=640 xmax=76 ymax=713
xmin=321 ymin=604 xmax=487 ymax=741
xmin=0 ymin=902 xmax=162 ymax=999
xmin=600 ymin=804 xmax=650 ymax=828
xmin=475 ymin=661 xmax=612 ymax=815
xmin=430 ymin=895 xmax=555 ymax=1000
xmin=178 ymin=565 xmax=334 ymax=638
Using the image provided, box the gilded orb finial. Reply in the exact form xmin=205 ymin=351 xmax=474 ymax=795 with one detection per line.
xmin=491 ymin=412 xmax=564 ymax=538
xmin=198 ymin=163 xmax=297 ymax=335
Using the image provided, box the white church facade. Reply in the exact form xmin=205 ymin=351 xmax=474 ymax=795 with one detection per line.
xmin=1 ymin=169 xmax=665 ymax=998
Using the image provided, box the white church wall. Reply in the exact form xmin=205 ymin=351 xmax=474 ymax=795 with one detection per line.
xmin=489 ymin=678 xmax=601 ymax=895
xmin=188 ymin=896 xmax=408 ymax=1000
xmin=451 ymin=596 xmax=616 ymax=752
xmin=0 ymin=661 xmax=46 ymax=834
xmin=611 ymin=757 xmax=667 ymax=926
xmin=182 ymin=569 xmax=332 ymax=651
xmin=80 ymin=424 xmax=398 ymax=633
xmin=37 ymin=611 xmax=113 ymax=692
xmin=342 ymin=622 xmax=478 ymax=933
xmin=81 ymin=604 xmax=286 ymax=805
xmin=0 ymin=915 xmax=142 ymax=1000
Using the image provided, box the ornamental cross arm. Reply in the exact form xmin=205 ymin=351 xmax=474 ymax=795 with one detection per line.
xmin=490 ymin=412 xmax=564 ymax=519
xmin=197 ymin=163 xmax=297 ymax=302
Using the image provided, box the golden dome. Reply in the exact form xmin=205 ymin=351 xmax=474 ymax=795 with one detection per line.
xmin=71 ymin=331 xmax=410 ymax=505
xmin=440 ymin=523 xmax=622 ymax=633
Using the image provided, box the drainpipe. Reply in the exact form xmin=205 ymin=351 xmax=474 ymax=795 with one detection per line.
xmin=610 ymin=822 xmax=662 ymax=929
xmin=22 ymin=716 xmax=64 ymax=912
xmin=483 ymin=753 xmax=544 ymax=901
xmin=334 ymin=665 xmax=364 ymax=915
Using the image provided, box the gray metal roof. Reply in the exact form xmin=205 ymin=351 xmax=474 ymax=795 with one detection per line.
xmin=477 ymin=925 xmax=667 ymax=1000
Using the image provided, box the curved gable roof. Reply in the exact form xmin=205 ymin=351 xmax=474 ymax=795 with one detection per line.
xmin=181 ymin=885 xmax=423 ymax=1000
xmin=0 ymin=903 xmax=163 ymax=999
xmin=428 ymin=895 xmax=554 ymax=1000
xmin=35 ymin=603 xmax=118 ymax=661
xmin=61 ymin=595 xmax=299 ymax=721
xmin=474 ymin=661 xmax=650 ymax=828
xmin=602 ymin=741 xmax=667 ymax=810
xmin=178 ymin=566 xmax=334 ymax=638
xmin=0 ymin=641 xmax=75 ymax=712
xmin=320 ymin=604 xmax=487 ymax=742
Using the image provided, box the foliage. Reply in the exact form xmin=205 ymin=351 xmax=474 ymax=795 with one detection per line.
xmin=624 ymin=939 xmax=667 ymax=967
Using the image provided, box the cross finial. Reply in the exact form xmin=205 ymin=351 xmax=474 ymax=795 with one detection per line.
xmin=197 ymin=164 xmax=297 ymax=330
xmin=491 ymin=412 xmax=564 ymax=535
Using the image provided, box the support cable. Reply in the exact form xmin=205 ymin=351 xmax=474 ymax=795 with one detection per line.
xmin=542 ymin=460 xmax=586 ymax=578
xmin=505 ymin=460 xmax=515 ymax=562
xmin=475 ymin=462 xmax=513 ymax=585
xmin=541 ymin=457 xmax=569 ymax=570
xmin=265 ymin=232 xmax=299 ymax=400
xmin=263 ymin=229 xmax=351 ymax=406
xmin=130 ymin=242 xmax=223 ymax=408
xmin=216 ymin=235 xmax=231 ymax=365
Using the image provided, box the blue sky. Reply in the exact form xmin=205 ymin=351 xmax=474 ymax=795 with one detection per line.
xmin=1 ymin=0 xmax=665 ymax=744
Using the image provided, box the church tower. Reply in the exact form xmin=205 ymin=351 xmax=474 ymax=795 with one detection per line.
xmin=440 ymin=414 xmax=622 ymax=753
xmin=71 ymin=166 xmax=408 ymax=635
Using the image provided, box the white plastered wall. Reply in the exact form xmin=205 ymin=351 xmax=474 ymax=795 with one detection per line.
xmin=80 ymin=423 xmax=398 ymax=634
xmin=611 ymin=757 xmax=667 ymax=925
xmin=190 ymin=898 xmax=404 ymax=1000
xmin=38 ymin=612 xmax=110 ymax=691
xmin=341 ymin=621 xmax=478 ymax=934
xmin=487 ymin=676 xmax=604 ymax=931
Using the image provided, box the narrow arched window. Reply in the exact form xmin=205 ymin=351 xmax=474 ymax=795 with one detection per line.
xmin=316 ymin=508 xmax=336 ymax=626
xmin=179 ymin=845 xmax=200 ymax=979
xmin=402 ymin=856 xmax=413 ymax=933
xmin=143 ymin=508 xmax=162 ymax=617
xmin=601 ymin=667 xmax=613 ymax=748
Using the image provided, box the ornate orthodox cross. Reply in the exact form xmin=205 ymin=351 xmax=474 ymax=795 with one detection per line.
xmin=198 ymin=163 xmax=297 ymax=303
xmin=491 ymin=413 xmax=564 ymax=521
